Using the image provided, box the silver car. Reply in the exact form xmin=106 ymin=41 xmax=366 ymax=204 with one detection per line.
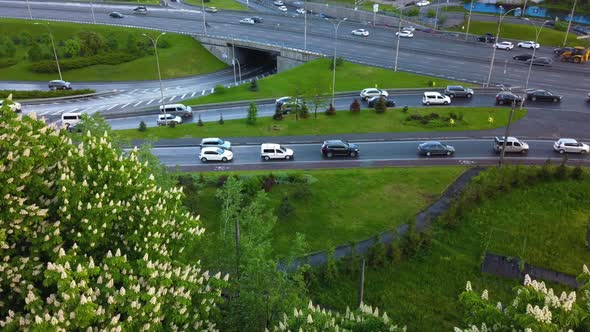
xmin=443 ymin=85 xmax=474 ymax=99
xmin=200 ymin=137 xmax=232 ymax=150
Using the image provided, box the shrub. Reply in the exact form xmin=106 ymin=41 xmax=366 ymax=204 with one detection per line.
xmin=298 ymin=103 xmax=310 ymax=119
xmin=402 ymin=106 xmax=409 ymax=113
xmin=249 ymin=79 xmax=258 ymax=92
xmin=0 ymin=89 xmax=95 ymax=99
xmin=286 ymin=172 xmax=306 ymax=184
xmin=214 ymin=84 xmax=226 ymax=94
xmin=406 ymin=7 xmax=419 ymax=16
xmin=158 ymin=39 xmax=171 ymax=49
xmin=241 ymin=176 xmax=263 ymax=196
xmin=325 ymin=103 xmax=336 ymax=116
xmin=428 ymin=80 xmax=437 ymax=87
xmin=218 ymin=113 xmax=224 ymax=125
xmin=0 ymin=58 xmax=17 ymax=69
xmin=349 ymin=99 xmax=361 ymax=113
xmin=322 ymin=247 xmax=339 ymax=282
xmin=278 ymin=196 xmax=295 ymax=220
xmin=246 ymin=102 xmax=258 ymax=125
xmin=367 ymin=237 xmax=387 ymax=268
xmin=168 ymin=120 xmax=176 ymax=128
xmin=538 ymin=159 xmax=553 ymax=181
xmin=29 ymin=52 xmax=139 ymax=73
xmin=329 ymin=56 xmax=344 ymax=70
xmin=138 ymin=120 xmax=147 ymax=132
xmin=216 ymin=175 xmax=229 ymax=187
xmin=273 ymin=108 xmax=284 ymax=121
xmin=292 ymin=183 xmax=312 ymax=200
xmin=374 ymin=97 xmax=387 ymax=113
xmin=197 ymin=114 xmax=203 ymax=126
xmin=262 ymin=173 xmax=276 ymax=192
xmin=555 ymin=163 xmax=568 ymax=180
xmin=571 ymin=165 xmax=585 ymax=180
xmin=427 ymin=8 xmax=436 ymax=18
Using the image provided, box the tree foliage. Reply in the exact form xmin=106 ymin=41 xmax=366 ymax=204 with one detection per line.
xmin=246 ymin=102 xmax=258 ymax=125
xmin=0 ymin=106 xmax=226 ymax=330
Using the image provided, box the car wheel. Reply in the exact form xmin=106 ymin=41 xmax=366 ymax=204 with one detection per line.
xmin=326 ymin=152 xmax=333 ymax=158
xmin=263 ymin=156 xmax=270 ymax=161
xmin=553 ymin=98 xmax=559 ymax=103
xmin=498 ymin=100 xmax=504 ymax=105
xmin=425 ymin=101 xmax=430 ymax=105
xmin=222 ymin=157 xmax=228 ymax=162
xmin=531 ymin=97 xmax=536 ymax=101
xmin=349 ymin=151 xmax=357 ymax=157
xmin=443 ymin=101 xmax=449 ymax=105
xmin=426 ymin=151 xmax=431 ymax=157
xmin=522 ymin=149 xmax=528 ymax=154
xmin=559 ymin=149 xmax=565 ymax=154
xmin=201 ymin=157 xmax=207 ymax=162
xmin=467 ymin=93 xmax=473 ymax=98
xmin=285 ymin=155 xmax=291 ymax=160
xmin=446 ymin=151 xmax=452 ymax=156
xmin=449 ymin=93 xmax=455 ymax=98
xmin=582 ymin=150 xmax=588 ymax=154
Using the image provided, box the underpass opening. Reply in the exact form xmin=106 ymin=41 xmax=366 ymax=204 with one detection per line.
xmin=230 ymin=45 xmax=278 ymax=73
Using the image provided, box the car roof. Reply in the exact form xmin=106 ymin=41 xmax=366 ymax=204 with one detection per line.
xmin=160 ymin=103 xmax=185 ymax=108
xmin=324 ymin=140 xmax=345 ymax=144
xmin=557 ymin=138 xmax=578 ymax=143
xmin=261 ymin=143 xmax=281 ymax=148
xmin=201 ymin=137 xmax=221 ymax=142
xmin=422 ymin=141 xmax=442 ymax=145
xmin=158 ymin=114 xmax=176 ymax=118
xmin=62 ymin=112 xmax=81 ymax=116
xmin=424 ymin=91 xmax=441 ymax=95
xmin=201 ymin=146 xmax=223 ymax=152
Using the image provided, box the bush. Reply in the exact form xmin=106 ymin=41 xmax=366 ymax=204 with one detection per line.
xmin=329 ymin=57 xmax=344 ymax=70
xmin=292 ymin=183 xmax=312 ymax=200
xmin=158 ymin=39 xmax=171 ymax=49
xmin=286 ymin=173 xmax=306 ymax=184
xmin=325 ymin=103 xmax=336 ymax=116
xmin=246 ymin=102 xmax=258 ymax=125
xmin=322 ymin=247 xmax=339 ymax=282
xmin=273 ymin=108 xmax=284 ymax=121
xmin=367 ymin=237 xmax=387 ymax=268
xmin=214 ymin=84 xmax=226 ymax=94
xmin=249 ymin=79 xmax=258 ymax=92
xmin=374 ymin=97 xmax=387 ymax=113
xmin=216 ymin=175 xmax=229 ymax=188
xmin=138 ymin=120 xmax=147 ymax=132
xmin=168 ymin=121 xmax=176 ymax=128
xmin=278 ymin=196 xmax=295 ymax=220
xmin=571 ymin=165 xmax=585 ymax=180
xmin=0 ymin=58 xmax=17 ymax=69
xmin=262 ymin=173 xmax=276 ymax=192
xmin=0 ymin=89 xmax=95 ymax=99
xmin=197 ymin=114 xmax=204 ymax=126
xmin=29 ymin=52 xmax=139 ymax=73
xmin=402 ymin=106 xmax=409 ymax=113
xmin=218 ymin=113 xmax=224 ymax=125
xmin=428 ymin=80 xmax=437 ymax=87
xmin=406 ymin=7 xmax=419 ymax=16
xmin=427 ymin=8 xmax=436 ymax=18
xmin=349 ymin=99 xmax=361 ymax=113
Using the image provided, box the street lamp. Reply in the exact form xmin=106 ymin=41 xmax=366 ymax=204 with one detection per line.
xmin=326 ymin=17 xmax=347 ymax=106
xmin=394 ymin=10 xmax=402 ymax=71
xmin=232 ymin=58 xmax=241 ymax=84
xmin=563 ymin=0 xmax=577 ymax=46
xmin=304 ymin=1 xmax=307 ymax=50
xmin=25 ymin=0 xmax=32 ymax=19
xmin=498 ymin=99 xmax=517 ymax=169
xmin=34 ymin=23 xmax=62 ymax=81
xmin=90 ymin=2 xmax=96 ymax=24
xmin=142 ymin=32 xmax=168 ymax=120
xmin=201 ymin=0 xmax=208 ymax=35
xmin=485 ymin=6 xmax=520 ymax=87
xmin=465 ymin=0 xmax=474 ymax=40
xmin=523 ymin=19 xmax=550 ymax=94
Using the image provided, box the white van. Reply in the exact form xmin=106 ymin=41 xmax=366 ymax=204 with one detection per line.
xmin=260 ymin=143 xmax=294 ymax=161
xmin=160 ymin=104 xmax=193 ymax=119
xmin=61 ymin=112 xmax=82 ymax=127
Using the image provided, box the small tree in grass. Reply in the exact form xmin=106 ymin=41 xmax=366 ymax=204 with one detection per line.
xmin=138 ymin=120 xmax=147 ymax=131
xmin=246 ymin=102 xmax=258 ymax=125
xmin=219 ymin=112 xmax=224 ymax=125
xmin=325 ymin=103 xmax=336 ymax=116
xmin=273 ymin=105 xmax=284 ymax=121
xmin=197 ymin=113 xmax=204 ymax=126
xmin=374 ymin=97 xmax=387 ymax=113
xmin=350 ymin=98 xmax=361 ymax=113
xmin=249 ymin=79 xmax=258 ymax=92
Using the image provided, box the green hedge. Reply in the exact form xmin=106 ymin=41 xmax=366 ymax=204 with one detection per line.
xmin=0 ymin=58 xmax=17 ymax=69
xmin=0 ymin=89 xmax=96 ymax=99
xmin=29 ymin=52 xmax=139 ymax=73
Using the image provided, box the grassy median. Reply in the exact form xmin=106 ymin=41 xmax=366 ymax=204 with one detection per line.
xmin=115 ymin=106 xmax=527 ymax=140
xmin=183 ymin=0 xmax=247 ymax=10
xmin=0 ymin=18 xmax=226 ymax=81
xmin=184 ymin=59 xmax=474 ymax=105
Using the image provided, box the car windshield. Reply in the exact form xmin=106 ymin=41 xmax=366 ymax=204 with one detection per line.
xmin=216 ymin=148 xmax=224 ymax=154
xmin=218 ymin=139 xmax=225 ymax=144
xmin=279 ymin=146 xmax=286 ymax=152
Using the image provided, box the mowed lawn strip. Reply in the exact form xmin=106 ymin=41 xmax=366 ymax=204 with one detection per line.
xmin=115 ymin=106 xmax=527 ymax=140
xmin=310 ymin=176 xmax=589 ymax=331
xmin=184 ymin=59 xmax=475 ymax=105
xmin=183 ymin=0 xmax=247 ymax=10
xmin=0 ymin=18 xmax=226 ymax=81
xmin=190 ymin=167 xmax=466 ymax=256
xmin=453 ymin=20 xmax=588 ymax=47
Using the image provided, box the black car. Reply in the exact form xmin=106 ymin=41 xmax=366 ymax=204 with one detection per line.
xmin=526 ymin=57 xmax=552 ymax=66
xmin=477 ymin=33 xmax=495 ymax=43
xmin=526 ymin=90 xmax=562 ymax=103
xmin=133 ymin=6 xmax=147 ymax=14
xmin=109 ymin=12 xmax=124 ymax=18
xmin=48 ymin=80 xmax=72 ymax=90
xmin=513 ymin=53 xmax=535 ymax=61
xmin=251 ymin=16 xmax=263 ymax=23
xmin=553 ymin=47 xmax=575 ymax=56
xmin=495 ymin=92 xmax=522 ymax=106
xmin=367 ymin=96 xmax=395 ymax=107
xmin=418 ymin=141 xmax=455 ymax=156
xmin=321 ymin=140 xmax=359 ymax=158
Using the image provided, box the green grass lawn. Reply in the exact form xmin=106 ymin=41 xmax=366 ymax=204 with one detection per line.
xmin=0 ymin=18 xmax=227 ymax=81
xmin=187 ymin=167 xmax=465 ymax=257
xmin=115 ymin=106 xmax=526 ymax=140
xmin=77 ymin=0 xmax=160 ymax=4
xmin=184 ymin=59 xmax=473 ymax=105
xmin=183 ymin=0 xmax=247 ymax=10
xmin=452 ymin=20 xmax=588 ymax=47
xmin=310 ymin=174 xmax=589 ymax=331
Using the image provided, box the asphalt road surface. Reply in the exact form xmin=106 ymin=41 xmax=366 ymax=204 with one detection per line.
xmin=145 ymin=139 xmax=590 ymax=171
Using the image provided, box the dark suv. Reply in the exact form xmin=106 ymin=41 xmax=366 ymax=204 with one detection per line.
xmin=48 ymin=80 xmax=72 ymax=90
xmin=477 ymin=33 xmax=495 ymax=43
xmin=321 ymin=140 xmax=359 ymax=158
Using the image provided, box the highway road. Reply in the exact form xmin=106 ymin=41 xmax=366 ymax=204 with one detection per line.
xmin=145 ymin=139 xmax=590 ymax=171
xmin=2 ymin=1 xmax=589 ymax=102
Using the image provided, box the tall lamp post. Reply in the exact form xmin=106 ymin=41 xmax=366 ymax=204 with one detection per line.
xmin=26 ymin=0 xmax=33 ymax=19
xmin=304 ymin=1 xmax=307 ymax=50
xmin=522 ymin=18 xmax=550 ymax=106
xmin=90 ymin=2 xmax=96 ymax=24
xmin=232 ymin=58 xmax=241 ymax=84
xmin=485 ymin=6 xmax=520 ymax=87
xmin=465 ymin=0 xmax=474 ymax=40
xmin=563 ymin=0 xmax=577 ymax=47
xmin=142 ymin=32 xmax=168 ymax=119
xmin=201 ymin=0 xmax=208 ymax=35
xmin=498 ymin=99 xmax=516 ymax=169
xmin=394 ymin=10 xmax=402 ymax=71
xmin=34 ymin=23 xmax=62 ymax=81
xmin=326 ymin=17 xmax=347 ymax=106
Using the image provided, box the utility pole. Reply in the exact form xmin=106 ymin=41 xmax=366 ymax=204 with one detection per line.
xmin=142 ymin=33 xmax=168 ymax=122
xmin=90 ymin=2 xmax=96 ymax=24
xmin=486 ymin=7 xmax=520 ymax=87
xmin=35 ymin=23 xmax=62 ymax=81
xmin=201 ymin=0 xmax=208 ymax=35
xmin=563 ymin=0 xmax=577 ymax=46
xmin=358 ymin=258 xmax=366 ymax=306
xmin=465 ymin=0 xmax=474 ymax=40
xmin=326 ymin=17 xmax=348 ymax=106
xmin=394 ymin=11 xmax=401 ymax=71
xmin=498 ymin=100 xmax=516 ymax=168
xmin=26 ymin=0 xmax=32 ymax=19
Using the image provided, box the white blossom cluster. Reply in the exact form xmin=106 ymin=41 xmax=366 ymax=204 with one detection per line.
xmin=268 ymin=300 xmax=405 ymax=332
xmin=0 ymin=109 xmax=227 ymax=330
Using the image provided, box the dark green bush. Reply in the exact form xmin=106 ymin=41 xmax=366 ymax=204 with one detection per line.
xmin=350 ymin=99 xmax=361 ymax=113
xmin=29 ymin=52 xmax=139 ymax=73
xmin=325 ymin=103 xmax=336 ymax=116
xmin=367 ymin=237 xmax=387 ymax=268
xmin=571 ymin=166 xmax=585 ymax=180
xmin=278 ymin=196 xmax=295 ymax=220
xmin=0 ymin=58 xmax=17 ymax=69
xmin=138 ymin=120 xmax=147 ymax=132
xmin=374 ymin=97 xmax=387 ymax=113
xmin=292 ymin=183 xmax=312 ymax=200
xmin=0 ymin=89 xmax=95 ymax=99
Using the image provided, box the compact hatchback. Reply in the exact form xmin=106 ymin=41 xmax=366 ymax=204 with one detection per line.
xmin=109 ymin=12 xmax=124 ymax=18
xmin=443 ymin=86 xmax=474 ymax=99
xmin=553 ymin=138 xmax=589 ymax=154
xmin=321 ymin=140 xmax=359 ymax=158
xmin=200 ymin=137 xmax=232 ymax=150
xmin=360 ymin=88 xmax=388 ymax=100
xmin=156 ymin=114 xmax=182 ymax=126
xmin=48 ymin=80 xmax=71 ymax=90
xmin=396 ymin=30 xmax=414 ymax=38
xmin=199 ymin=147 xmax=233 ymax=162
xmin=422 ymin=92 xmax=451 ymax=105
xmin=494 ymin=41 xmax=514 ymax=50
xmin=261 ymin=143 xmax=294 ymax=160
xmin=367 ymin=96 xmax=395 ymax=107
xmin=352 ymin=29 xmax=370 ymax=37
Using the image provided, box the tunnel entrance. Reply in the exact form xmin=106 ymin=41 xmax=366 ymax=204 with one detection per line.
xmin=229 ymin=45 xmax=278 ymax=73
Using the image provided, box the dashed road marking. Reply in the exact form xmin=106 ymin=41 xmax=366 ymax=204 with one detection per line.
xmin=120 ymin=103 xmax=131 ymax=109
xmin=130 ymin=89 xmax=139 ymax=93
xmin=191 ymin=91 xmax=196 ymax=97
xmin=146 ymin=99 xmax=155 ymax=105
xmin=51 ymin=110 xmax=63 ymax=116
xmin=201 ymin=90 xmax=206 ymax=96
xmin=181 ymin=93 xmax=186 ymax=99
xmin=98 ymin=96 xmax=106 ymax=99
xmin=107 ymin=104 xmax=119 ymax=111
xmin=142 ymin=89 xmax=151 ymax=93
xmin=133 ymin=101 xmax=144 ymax=107
xmin=168 ymin=96 xmax=177 ymax=101
xmin=210 ymin=88 xmax=214 ymax=93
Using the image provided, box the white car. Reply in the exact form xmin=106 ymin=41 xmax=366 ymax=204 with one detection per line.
xmin=360 ymin=88 xmax=388 ymax=100
xmin=261 ymin=143 xmax=294 ymax=160
xmin=199 ymin=147 xmax=234 ymax=162
xmin=553 ymin=138 xmax=589 ymax=154
xmin=518 ymin=41 xmax=540 ymax=49
xmin=296 ymin=8 xmax=306 ymax=14
xmin=156 ymin=114 xmax=182 ymax=126
xmin=352 ymin=29 xmax=370 ymax=37
xmin=422 ymin=92 xmax=451 ymax=105
xmin=278 ymin=5 xmax=288 ymax=11
xmin=416 ymin=0 xmax=430 ymax=7
xmin=240 ymin=18 xmax=255 ymax=24
xmin=494 ymin=41 xmax=514 ymax=50
xmin=273 ymin=0 xmax=283 ymax=5
xmin=396 ymin=30 xmax=414 ymax=38
xmin=402 ymin=26 xmax=416 ymax=32
xmin=0 ymin=99 xmax=22 ymax=113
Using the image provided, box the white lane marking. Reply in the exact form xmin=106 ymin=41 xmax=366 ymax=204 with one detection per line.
xmin=98 ymin=96 xmax=106 ymax=99
xmin=168 ymin=96 xmax=177 ymax=101
xmin=152 ymin=88 xmax=159 ymax=92
xmin=210 ymin=88 xmax=214 ymax=93
xmin=82 ymin=106 xmax=94 ymax=113
xmin=142 ymin=89 xmax=151 ymax=93
xmin=181 ymin=93 xmax=186 ymax=99
xmin=191 ymin=91 xmax=196 ymax=97
xmin=107 ymin=104 xmax=119 ymax=111
xmin=130 ymin=89 xmax=139 ymax=93
xmin=39 ymin=110 xmax=52 ymax=115
xmin=133 ymin=101 xmax=144 ymax=107
xmin=202 ymin=90 xmax=206 ymax=95
xmin=175 ymin=86 xmax=182 ymax=89
xmin=120 ymin=103 xmax=131 ymax=109
xmin=146 ymin=99 xmax=155 ymax=105
xmin=51 ymin=110 xmax=63 ymax=116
